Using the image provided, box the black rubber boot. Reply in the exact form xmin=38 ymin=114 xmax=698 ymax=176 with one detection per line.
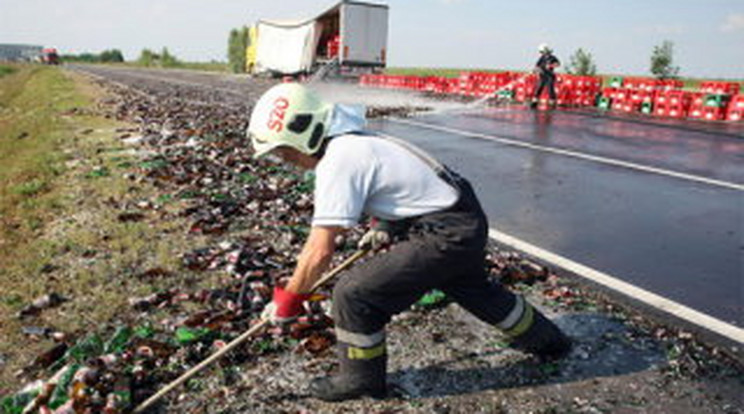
xmin=309 ymin=342 xmax=387 ymax=402
xmin=510 ymin=309 xmax=572 ymax=361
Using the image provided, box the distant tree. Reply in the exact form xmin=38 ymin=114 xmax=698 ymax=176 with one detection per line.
xmin=100 ymin=49 xmax=124 ymax=63
xmin=138 ymin=49 xmax=157 ymax=67
xmin=78 ymin=53 xmax=99 ymax=63
xmin=59 ymin=49 xmax=124 ymax=63
xmin=160 ymin=47 xmax=179 ymax=67
xmin=566 ymin=48 xmax=597 ymax=76
xmin=228 ymin=27 xmax=248 ymax=73
xmin=650 ymin=40 xmax=680 ymax=79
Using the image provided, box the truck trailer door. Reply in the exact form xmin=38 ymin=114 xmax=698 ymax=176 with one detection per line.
xmin=340 ymin=2 xmax=388 ymax=66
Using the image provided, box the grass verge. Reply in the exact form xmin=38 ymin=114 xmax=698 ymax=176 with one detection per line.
xmin=0 ymin=65 xmax=203 ymax=392
xmin=0 ymin=65 xmax=16 ymax=78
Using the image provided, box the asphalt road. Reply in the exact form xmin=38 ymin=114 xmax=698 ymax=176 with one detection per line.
xmin=369 ymin=108 xmax=743 ymax=328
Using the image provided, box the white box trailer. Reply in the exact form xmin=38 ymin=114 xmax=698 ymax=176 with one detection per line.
xmin=249 ymin=1 xmax=388 ymax=75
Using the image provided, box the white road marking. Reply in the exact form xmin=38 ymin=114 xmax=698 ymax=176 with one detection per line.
xmin=390 ymin=118 xmax=744 ymax=191
xmin=488 ymin=228 xmax=744 ymax=344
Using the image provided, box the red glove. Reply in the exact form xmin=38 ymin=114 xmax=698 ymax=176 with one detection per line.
xmin=262 ymin=286 xmax=311 ymax=323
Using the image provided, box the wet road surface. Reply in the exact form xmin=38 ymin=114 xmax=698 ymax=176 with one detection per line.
xmin=370 ymin=108 xmax=743 ymax=328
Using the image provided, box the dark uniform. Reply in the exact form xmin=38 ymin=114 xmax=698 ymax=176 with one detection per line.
xmin=533 ymin=52 xmax=560 ymax=107
xmin=310 ymin=134 xmax=572 ymax=401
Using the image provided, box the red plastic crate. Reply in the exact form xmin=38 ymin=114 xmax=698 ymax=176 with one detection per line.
xmin=689 ymin=105 xmax=725 ymax=121
xmin=656 ymin=79 xmax=683 ymax=91
xmin=702 ymin=106 xmax=725 ymax=121
xmin=728 ymin=94 xmax=744 ymax=110
xmin=624 ymin=77 xmax=657 ymax=92
xmin=654 ymin=90 xmax=691 ymax=107
xmin=666 ymin=105 xmax=687 ymax=118
xmin=601 ymin=87 xmax=618 ymax=99
xmin=622 ymin=101 xmax=641 ymax=113
xmin=726 ymin=109 xmax=743 ymax=122
xmin=654 ymin=104 xmax=668 ymax=117
xmin=326 ymin=35 xmax=340 ymax=59
xmin=699 ymin=81 xmax=740 ymax=95
xmin=654 ymin=101 xmax=687 ymax=118
xmin=630 ymin=90 xmax=654 ymax=104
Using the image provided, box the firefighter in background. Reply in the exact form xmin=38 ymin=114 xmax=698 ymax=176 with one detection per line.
xmin=531 ymin=43 xmax=560 ymax=109
xmin=249 ymin=83 xmax=572 ymax=402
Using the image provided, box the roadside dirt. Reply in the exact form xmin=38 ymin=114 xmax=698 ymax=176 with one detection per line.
xmin=1 ymin=65 xmax=741 ymax=414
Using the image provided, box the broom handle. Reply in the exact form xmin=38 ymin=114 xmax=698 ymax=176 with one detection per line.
xmin=133 ymin=249 xmax=368 ymax=413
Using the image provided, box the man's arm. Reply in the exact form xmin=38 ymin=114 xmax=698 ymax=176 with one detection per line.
xmin=550 ymin=55 xmax=560 ymax=69
xmin=285 ymin=225 xmax=344 ymax=293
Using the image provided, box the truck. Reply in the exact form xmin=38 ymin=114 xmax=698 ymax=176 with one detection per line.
xmin=246 ymin=0 xmax=388 ymax=77
xmin=41 ymin=48 xmax=60 ymax=65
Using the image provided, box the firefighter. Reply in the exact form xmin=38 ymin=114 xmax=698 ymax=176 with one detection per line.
xmin=249 ymin=83 xmax=572 ymax=401
xmin=531 ymin=43 xmax=560 ymax=109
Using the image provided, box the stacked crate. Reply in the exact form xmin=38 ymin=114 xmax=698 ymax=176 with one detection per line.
xmin=611 ymin=88 xmax=631 ymax=112
xmin=699 ymin=81 xmax=740 ymax=95
xmin=597 ymin=87 xmax=616 ymax=110
xmin=597 ymin=76 xmax=691 ymax=117
xmin=326 ymin=35 xmax=340 ymax=59
xmin=689 ymin=81 xmax=740 ymax=121
xmin=688 ymin=93 xmax=729 ymax=121
xmin=553 ymin=76 xmax=574 ymax=105
xmin=454 ymin=72 xmax=519 ymax=98
xmin=358 ymin=73 xmax=740 ymax=122
xmin=513 ymin=75 xmax=537 ymax=103
xmin=654 ymin=91 xmax=691 ymax=118
xmin=724 ymin=95 xmax=744 ymax=121
xmin=659 ymin=79 xmax=683 ymax=91
xmin=575 ymin=76 xmax=603 ymax=106
xmin=608 ymin=76 xmax=624 ymax=88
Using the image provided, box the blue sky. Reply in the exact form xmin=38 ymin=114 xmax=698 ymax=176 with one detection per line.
xmin=1 ymin=0 xmax=742 ymax=78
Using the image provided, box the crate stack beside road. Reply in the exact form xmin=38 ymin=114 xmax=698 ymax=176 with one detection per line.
xmin=598 ymin=77 xmax=742 ymax=122
xmin=556 ymin=75 xmax=603 ymax=106
xmin=723 ymin=94 xmax=744 ymax=122
xmin=359 ymin=72 xmax=743 ymax=122
xmin=360 ymin=72 xmax=602 ymax=106
xmin=360 ymin=72 xmax=519 ymax=97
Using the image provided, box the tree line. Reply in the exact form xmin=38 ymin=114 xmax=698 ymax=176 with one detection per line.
xmin=564 ymin=40 xmax=680 ymax=79
xmin=136 ymin=48 xmax=180 ymax=68
xmin=61 ymin=49 xmax=125 ymax=63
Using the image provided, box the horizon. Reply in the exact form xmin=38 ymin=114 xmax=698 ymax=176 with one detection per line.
xmin=1 ymin=0 xmax=743 ymax=79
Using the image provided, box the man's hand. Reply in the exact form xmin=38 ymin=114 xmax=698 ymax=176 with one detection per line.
xmin=358 ymin=228 xmax=391 ymax=251
xmin=261 ymin=286 xmax=311 ymax=324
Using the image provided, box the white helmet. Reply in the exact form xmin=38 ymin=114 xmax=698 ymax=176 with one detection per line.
xmin=538 ymin=43 xmax=551 ymax=54
xmin=248 ymin=83 xmax=333 ymax=157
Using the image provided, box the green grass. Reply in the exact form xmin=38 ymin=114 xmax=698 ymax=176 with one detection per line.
xmin=0 ymin=65 xmax=204 ymax=391
xmin=11 ymin=178 xmax=48 ymax=196
xmin=0 ymin=65 xmax=16 ymax=77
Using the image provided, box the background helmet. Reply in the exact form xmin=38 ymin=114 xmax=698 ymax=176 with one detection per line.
xmin=538 ymin=43 xmax=551 ymax=54
xmin=248 ymin=83 xmax=333 ymax=157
